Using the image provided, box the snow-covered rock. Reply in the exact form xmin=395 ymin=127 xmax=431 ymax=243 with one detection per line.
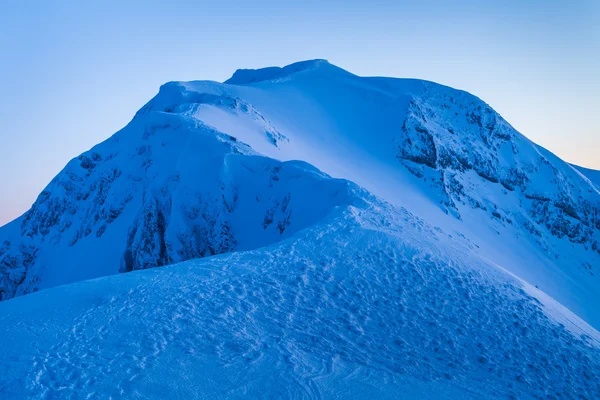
xmin=0 ymin=109 xmax=358 ymax=300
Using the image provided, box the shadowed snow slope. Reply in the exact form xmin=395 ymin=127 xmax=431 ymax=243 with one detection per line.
xmin=0 ymin=60 xmax=600 ymax=399
xmin=1 ymin=200 xmax=599 ymax=399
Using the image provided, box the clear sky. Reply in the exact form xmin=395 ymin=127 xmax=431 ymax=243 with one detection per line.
xmin=0 ymin=0 xmax=598 ymax=226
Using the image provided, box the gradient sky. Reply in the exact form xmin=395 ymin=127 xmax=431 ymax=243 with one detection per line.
xmin=0 ymin=0 xmax=598 ymax=226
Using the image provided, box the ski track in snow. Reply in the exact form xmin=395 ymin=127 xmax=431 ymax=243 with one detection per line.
xmin=2 ymin=207 xmax=599 ymax=399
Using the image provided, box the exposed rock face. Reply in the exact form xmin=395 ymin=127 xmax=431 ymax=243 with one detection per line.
xmin=0 ymin=241 xmax=38 ymax=299
xmin=396 ymin=82 xmax=600 ymax=258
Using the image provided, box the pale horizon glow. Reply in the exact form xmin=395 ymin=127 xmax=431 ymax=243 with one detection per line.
xmin=0 ymin=0 xmax=598 ymax=226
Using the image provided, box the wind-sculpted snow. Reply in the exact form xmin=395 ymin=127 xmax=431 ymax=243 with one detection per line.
xmin=135 ymin=82 xmax=289 ymax=147
xmin=0 ymin=203 xmax=599 ymax=399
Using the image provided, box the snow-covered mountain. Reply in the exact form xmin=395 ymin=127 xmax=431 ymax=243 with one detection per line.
xmin=2 ymin=59 xmax=598 ymax=326
xmin=0 ymin=59 xmax=599 ymax=399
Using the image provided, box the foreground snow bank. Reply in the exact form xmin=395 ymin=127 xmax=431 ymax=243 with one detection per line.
xmin=1 ymin=201 xmax=598 ymax=399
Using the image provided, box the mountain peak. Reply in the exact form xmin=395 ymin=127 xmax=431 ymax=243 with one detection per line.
xmin=224 ymin=59 xmax=338 ymax=85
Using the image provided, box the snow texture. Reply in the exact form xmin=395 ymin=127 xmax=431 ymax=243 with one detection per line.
xmin=1 ymin=199 xmax=600 ymax=399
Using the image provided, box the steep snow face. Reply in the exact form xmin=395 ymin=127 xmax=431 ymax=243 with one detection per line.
xmin=573 ymin=164 xmax=600 ymax=191
xmin=1 ymin=199 xmax=599 ymax=399
xmin=0 ymin=109 xmax=360 ymax=299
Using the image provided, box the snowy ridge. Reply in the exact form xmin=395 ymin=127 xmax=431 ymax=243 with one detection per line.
xmin=395 ymin=81 xmax=600 ymax=252
xmin=573 ymin=164 xmax=600 ymax=192
xmin=224 ymin=59 xmax=338 ymax=85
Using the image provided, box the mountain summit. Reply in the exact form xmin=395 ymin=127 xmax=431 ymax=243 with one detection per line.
xmin=224 ymin=59 xmax=337 ymax=84
xmin=0 ymin=60 xmax=599 ymax=399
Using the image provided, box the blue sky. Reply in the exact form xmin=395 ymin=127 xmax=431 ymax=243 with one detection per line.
xmin=0 ymin=0 xmax=598 ymax=225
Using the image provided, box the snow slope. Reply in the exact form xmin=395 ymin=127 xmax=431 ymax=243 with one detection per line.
xmin=1 ymin=198 xmax=599 ymax=399
xmin=573 ymin=164 xmax=600 ymax=191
